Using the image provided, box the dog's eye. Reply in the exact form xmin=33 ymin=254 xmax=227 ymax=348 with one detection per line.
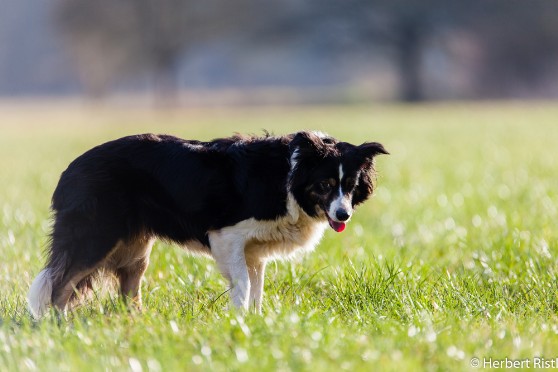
xmin=316 ymin=180 xmax=333 ymax=194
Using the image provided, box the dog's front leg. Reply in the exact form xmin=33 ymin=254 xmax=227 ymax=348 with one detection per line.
xmin=209 ymin=231 xmax=250 ymax=310
xmin=246 ymin=255 xmax=266 ymax=314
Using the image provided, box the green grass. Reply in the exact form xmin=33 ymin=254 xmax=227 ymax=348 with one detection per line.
xmin=1 ymin=101 xmax=557 ymax=371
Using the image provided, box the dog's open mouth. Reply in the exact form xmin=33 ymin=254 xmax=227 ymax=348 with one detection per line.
xmin=327 ymin=217 xmax=346 ymax=233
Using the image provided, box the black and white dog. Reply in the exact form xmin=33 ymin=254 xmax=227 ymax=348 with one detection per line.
xmin=28 ymin=131 xmax=387 ymax=317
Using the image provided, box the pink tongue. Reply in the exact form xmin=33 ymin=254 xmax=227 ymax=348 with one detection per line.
xmin=328 ymin=219 xmax=346 ymax=233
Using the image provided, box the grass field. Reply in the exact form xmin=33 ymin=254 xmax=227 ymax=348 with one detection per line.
xmin=1 ymin=101 xmax=557 ymax=371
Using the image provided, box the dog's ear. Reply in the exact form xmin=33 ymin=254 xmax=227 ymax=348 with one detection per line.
xmin=358 ymin=142 xmax=389 ymax=159
xmin=290 ymin=131 xmax=327 ymax=160
xmin=352 ymin=142 xmax=388 ymax=205
xmin=356 ymin=142 xmax=388 ymax=167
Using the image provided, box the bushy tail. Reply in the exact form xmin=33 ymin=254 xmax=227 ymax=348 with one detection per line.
xmin=27 ymin=269 xmax=53 ymax=319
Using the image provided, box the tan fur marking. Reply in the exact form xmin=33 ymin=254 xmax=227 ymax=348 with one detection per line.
xmin=104 ymin=236 xmax=155 ymax=309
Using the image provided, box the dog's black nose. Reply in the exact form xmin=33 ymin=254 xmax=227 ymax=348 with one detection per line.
xmin=336 ymin=209 xmax=350 ymax=221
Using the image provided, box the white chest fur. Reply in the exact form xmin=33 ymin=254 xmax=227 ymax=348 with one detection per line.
xmin=210 ymin=193 xmax=328 ymax=262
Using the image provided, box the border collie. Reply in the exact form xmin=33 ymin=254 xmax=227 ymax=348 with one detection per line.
xmin=28 ymin=131 xmax=387 ymax=318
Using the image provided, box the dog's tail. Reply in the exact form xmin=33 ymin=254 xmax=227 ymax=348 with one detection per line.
xmin=28 ymin=268 xmax=53 ymax=319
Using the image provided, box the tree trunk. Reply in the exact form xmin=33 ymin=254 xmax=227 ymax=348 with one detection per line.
xmin=395 ymin=20 xmax=424 ymax=102
xmin=152 ymin=55 xmax=180 ymax=107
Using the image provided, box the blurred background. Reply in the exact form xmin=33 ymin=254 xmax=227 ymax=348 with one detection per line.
xmin=2 ymin=0 xmax=558 ymax=105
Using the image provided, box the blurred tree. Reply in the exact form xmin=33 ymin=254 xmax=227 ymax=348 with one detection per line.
xmin=244 ymin=0 xmax=463 ymax=102
xmin=53 ymin=0 xmax=558 ymax=101
xmin=54 ymin=0 xmax=250 ymax=99
xmin=304 ymin=0 xmax=464 ymax=102
xmin=465 ymin=1 xmax=558 ymax=98
xmin=54 ymin=0 xmax=135 ymax=97
xmin=288 ymin=0 xmax=558 ymax=101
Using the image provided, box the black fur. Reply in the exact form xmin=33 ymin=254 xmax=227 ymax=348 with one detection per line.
xmin=43 ymin=131 xmax=387 ymax=308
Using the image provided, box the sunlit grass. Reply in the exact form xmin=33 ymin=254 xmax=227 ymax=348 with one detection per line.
xmin=1 ymin=101 xmax=557 ymax=371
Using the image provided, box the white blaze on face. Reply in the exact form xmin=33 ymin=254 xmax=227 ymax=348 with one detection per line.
xmin=327 ymin=164 xmax=353 ymax=222
xmin=289 ymin=147 xmax=299 ymax=171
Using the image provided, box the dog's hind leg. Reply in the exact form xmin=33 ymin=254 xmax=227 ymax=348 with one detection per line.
xmin=108 ymin=237 xmax=154 ymax=309
xmin=246 ymin=254 xmax=266 ymax=314
xmin=209 ymin=231 xmax=250 ymax=310
xmin=51 ymin=267 xmax=97 ymax=314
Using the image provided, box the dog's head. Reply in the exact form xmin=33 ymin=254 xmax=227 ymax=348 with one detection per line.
xmin=288 ymin=131 xmax=388 ymax=232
